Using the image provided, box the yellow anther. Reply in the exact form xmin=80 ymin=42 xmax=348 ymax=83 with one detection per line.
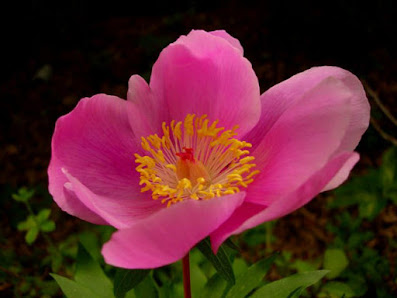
xmin=173 ymin=121 xmax=182 ymax=139
xmin=166 ymin=164 xmax=177 ymax=172
xmin=223 ymin=189 xmax=235 ymax=195
xmin=245 ymin=170 xmax=260 ymax=180
xmin=197 ymin=177 xmax=206 ymax=184
xmin=141 ymin=137 xmax=151 ymax=151
xmin=190 ymin=193 xmax=199 ymax=200
xmin=240 ymin=156 xmax=255 ymax=164
xmin=184 ymin=114 xmax=195 ymax=135
xmin=134 ymin=114 xmax=259 ymax=207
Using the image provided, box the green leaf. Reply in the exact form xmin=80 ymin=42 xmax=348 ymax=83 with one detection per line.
xmin=134 ymin=275 xmax=158 ymax=298
xmin=40 ymin=220 xmax=56 ymax=232
xmin=12 ymin=187 xmax=35 ymax=203
xmin=199 ymin=273 xmax=227 ymax=298
xmin=196 ymin=238 xmax=235 ymax=285
xmin=74 ymin=243 xmax=114 ymax=297
xmin=251 ymin=270 xmax=329 ymax=298
xmin=36 ymin=209 xmax=51 ymax=222
xmin=232 ymin=258 xmax=248 ymax=277
xmin=320 ymin=281 xmax=355 ymax=297
xmin=124 ymin=289 xmax=136 ymax=298
xmin=323 ymin=249 xmax=349 ymax=279
xmin=357 ymin=192 xmax=386 ymax=220
xmin=51 ymin=273 xmax=98 ymax=298
xmin=224 ymin=238 xmax=240 ymax=252
xmin=114 ymin=268 xmax=150 ymax=298
xmin=290 ymin=259 xmax=321 ymax=273
xmin=287 ymin=287 xmax=304 ymax=298
xmin=191 ymin=263 xmax=207 ymax=295
xmin=17 ymin=216 xmax=36 ymax=231
xmin=381 ymin=147 xmax=397 ymax=189
xmin=226 ymin=254 xmax=276 ymax=298
xmin=25 ymin=226 xmax=39 ymax=244
xmin=78 ymin=231 xmax=102 ymax=261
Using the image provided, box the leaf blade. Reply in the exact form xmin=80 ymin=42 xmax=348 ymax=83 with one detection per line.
xmin=74 ymin=243 xmax=114 ymax=298
xmin=51 ymin=273 xmax=98 ymax=298
xmin=226 ymin=254 xmax=277 ymax=298
xmin=196 ymin=238 xmax=235 ymax=285
xmin=251 ymin=270 xmax=329 ymax=298
xmin=114 ymin=268 xmax=151 ymax=298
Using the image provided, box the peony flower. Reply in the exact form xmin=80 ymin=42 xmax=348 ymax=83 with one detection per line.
xmin=48 ymin=30 xmax=370 ymax=269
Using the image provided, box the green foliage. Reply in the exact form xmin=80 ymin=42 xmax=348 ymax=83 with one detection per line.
xmin=13 ymin=187 xmax=56 ymax=245
xmin=328 ymin=146 xmax=397 ymax=220
xmin=114 ymin=269 xmax=151 ymax=298
xmin=196 ymin=238 xmax=235 ymax=285
xmin=133 ymin=275 xmax=158 ymax=298
xmin=199 ymin=273 xmax=227 ymax=298
xmin=17 ymin=208 xmax=55 ymax=244
xmin=251 ymin=270 xmax=329 ymax=298
xmin=225 ymin=254 xmax=276 ymax=298
xmin=12 ymin=187 xmax=35 ymax=203
xmin=51 ymin=274 xmax=100 ymax=298
xmin=52 ymin=243 xmax=114 ymax=298
xmin=323 ymin=249 xmax=349 ymax=279
xmin=318 ymin=281 xmax=355 ymax=297
xmin=75 ymin=244 xmax=114 ymax=297
xmin=323 ymin=147 xmax=396 ymax=297
xmin=381 ymin=147 xmax=397 ymax=203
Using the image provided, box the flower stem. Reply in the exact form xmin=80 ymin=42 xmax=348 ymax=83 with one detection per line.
xmin=182 ymin=253 xmax=191 ymax=298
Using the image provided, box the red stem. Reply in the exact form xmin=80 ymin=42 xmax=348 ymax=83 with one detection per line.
xmin=182 ymin=253 xmax=192 ymax=298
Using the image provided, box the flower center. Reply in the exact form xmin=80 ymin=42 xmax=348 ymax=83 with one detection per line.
xmin=134 ymin=114 xmax=259 ymax=207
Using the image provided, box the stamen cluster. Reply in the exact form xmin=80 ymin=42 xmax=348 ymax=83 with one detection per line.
xmin=135 ymin=114 xmax=259 ymax=207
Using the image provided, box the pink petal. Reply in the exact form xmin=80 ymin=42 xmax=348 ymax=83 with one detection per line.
xmin=322 ymin=152 xmax=360 ymax=191
xmin=48 ymin=94 xmax=162 ymax=226
xmin=126 ymin=75 xmax=167 ymax=138
xmin=102 ymin=192 xmax=245 ymax=269
xmin=211 ymin=152 xmax=359 ymax=252
xmin=247 ymin=77 xmax=352 ymax=206
xmin=246 ymin=66 xmax=369 ymax=153
xmin=209 ymin=30 xmax=244 ymax=55
xmin=149 ymin=30 xmax=260 ymax=136
xmin=62 ymin=169 xmax=163 ymax=229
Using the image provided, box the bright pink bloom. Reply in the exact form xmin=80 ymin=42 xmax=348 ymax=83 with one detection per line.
xmin=48 ymin=30 xmax=370 ymax=269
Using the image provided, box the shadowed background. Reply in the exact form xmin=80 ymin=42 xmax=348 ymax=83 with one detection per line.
xmin=2 ymin=0 xmax=396 ymax=187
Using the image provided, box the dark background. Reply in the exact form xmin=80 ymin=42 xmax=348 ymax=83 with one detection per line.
xmin=1 ymin=0 xmax=396 ymax=188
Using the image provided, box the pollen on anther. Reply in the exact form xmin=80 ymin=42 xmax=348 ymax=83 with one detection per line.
xmin=134 ymin=114 xmax=259 ymax=207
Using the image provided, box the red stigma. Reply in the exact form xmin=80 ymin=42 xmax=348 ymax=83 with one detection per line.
xmin=176 ymin=147 xmax=195 ymax=162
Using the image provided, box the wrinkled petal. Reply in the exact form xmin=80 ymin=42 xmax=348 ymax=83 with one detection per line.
xmin=209 ymin=30 xmax=244 ymax=54
xmin=246 ymin=66 xmax=369 ymax=154
xmin=211 ymin=152 xmax=359 ymax=252
xmin=48 ymin=94 xmax=161 ymax=226
xmin=247 ymin=77 xmax=352 ymax=205
xmin=149 ymin=30 xmax=260 ymax=136
xmin=102 ymin=192 xmax=245 ymax=269
xmin=126 ymin=75 xmax=167 ymax=137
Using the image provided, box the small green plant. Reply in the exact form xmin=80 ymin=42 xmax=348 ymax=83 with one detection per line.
xmin=12 ymin=187 xmax=56 ymax=245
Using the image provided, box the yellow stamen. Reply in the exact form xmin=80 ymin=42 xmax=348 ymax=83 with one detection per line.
xmin=134 ymin=114 xmax=259 ymax=207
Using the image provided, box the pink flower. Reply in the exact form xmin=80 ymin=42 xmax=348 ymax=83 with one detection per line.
xmin=48 ymin=30 xmax=370 ymax=269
